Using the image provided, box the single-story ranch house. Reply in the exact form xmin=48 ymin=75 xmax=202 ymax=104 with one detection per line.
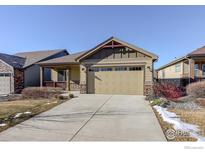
xmin=0 ymin=49 xmax=68 ymax=95
xmin=38 ymin=37 xmax=158 ymax=95
xmin=0 ymin=37 xmax=158 ymax=95
xmin=156 ymin=46 xmax=205 ymax=86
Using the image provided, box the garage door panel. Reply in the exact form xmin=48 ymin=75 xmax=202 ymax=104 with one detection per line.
xmin=88 ymin=67 xmax=144 ymax=95
xmin=0 ymin=76 xmax=11 ymax=95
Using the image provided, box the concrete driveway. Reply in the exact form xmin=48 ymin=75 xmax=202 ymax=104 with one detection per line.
xmin=0 ymin=94 xmax=166 ymax=141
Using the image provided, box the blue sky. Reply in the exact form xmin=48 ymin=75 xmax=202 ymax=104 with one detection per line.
xmin=0 ymin=6 xmax=205 ymax=68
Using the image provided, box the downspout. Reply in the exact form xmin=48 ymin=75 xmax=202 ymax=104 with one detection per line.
xmin=184 ymin=56 xmax=191 ymax=84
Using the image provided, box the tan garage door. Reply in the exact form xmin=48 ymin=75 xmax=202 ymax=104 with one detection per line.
xmin=88 ymin=66 xmax=144 ymax=95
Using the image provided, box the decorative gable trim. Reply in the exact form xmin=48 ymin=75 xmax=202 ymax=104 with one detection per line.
xmin=76 ymin=37 xmax=158 ymax=61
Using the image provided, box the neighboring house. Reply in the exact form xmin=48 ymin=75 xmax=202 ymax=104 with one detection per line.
xmin=39 ymin=37 xmax=158 ymax=95
xmin=0 ymin=49 xmax=68 ymax=95
xmin=0 ymin=53 xmax=25 ymax=95
xmin=156 ymin=46 xmax=205 ymax=86
xmin=15 ymin=49 xmax=68 ymax=87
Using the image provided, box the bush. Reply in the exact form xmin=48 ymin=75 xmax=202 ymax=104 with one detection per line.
xmin=150 ymin=99 xmax=162 ymax=106
xmin=22 ymin=87 xmax=63 ymax=99
xmin=186 ymin=81 xmax=205 ymax=98
xmin=153 ymin=82 xmax=184 ymax=100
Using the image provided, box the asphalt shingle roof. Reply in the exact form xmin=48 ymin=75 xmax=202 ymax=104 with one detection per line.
xmin=38 ymin=51 xmax=86 ymax=65
xmin=188 ymin=46 xmax=205 ymax=56
xmin=15 ymin=49 xmax=67 ymax=68
xmin=157 ymin=45 xmax=205 ymax=71
xmin=0 ymin=53 xmax=26 ymax=69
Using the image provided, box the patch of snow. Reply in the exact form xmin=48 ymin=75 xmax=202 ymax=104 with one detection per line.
xmin=154 ymin=105 xmax=205 ymax=141
xmin=0 ymin=94 xmax=8 ymax=97
xmin=14 ymin=111 xmax=31 ymax=118
xmin=0 ymin=123 xmax=6 ymax=127
xmin=24 ymin=111 xmax=31 ymax=114
xmin=14 ymin=113 xmax=23 ymax=118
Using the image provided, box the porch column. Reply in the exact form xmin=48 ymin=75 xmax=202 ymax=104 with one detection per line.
xmin=40 ymin=66 xmax=44 ymax=87
xmin=66 ymin=69 xmax=70 ymax=91
xmin=189 ymin=58 xmax=195 ymax=80
xmin=198 ymin=62 xmax=203 ymax=77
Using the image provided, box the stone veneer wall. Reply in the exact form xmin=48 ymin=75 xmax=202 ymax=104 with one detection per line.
xmin=70 ymin=80 xmax=80 ymax=91
xmin=0 ymin=60 xmax=13 ymax=73
xmin=14 ymin=69 xmax=24 ymax=93
xmin=80 ymin=84 xmax=87 ymax=94
xmin=144 ymin=84 xmax=152 ymax=96
xmin=80 ymin=64 xmax=87 ymax=94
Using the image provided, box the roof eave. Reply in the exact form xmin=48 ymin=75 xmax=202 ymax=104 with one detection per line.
xmin=38 ymin=62 xmax=80 ymax=66
xmin=23 ymin=49 xmax=69 ymax=69
xmin=187 ymin=54 xmax=205 ymax=57
xmin=156 ymin=56 xmax=188 ymax=71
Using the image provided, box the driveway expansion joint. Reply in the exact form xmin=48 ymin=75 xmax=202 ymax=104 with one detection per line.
xmin=68 ymin=95 xmax=113 ymax=141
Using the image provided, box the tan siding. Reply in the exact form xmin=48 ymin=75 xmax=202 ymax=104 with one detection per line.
xmin=129 ymin=51 xmax=137 ymax=58
xmin=51 ymin=69 xmax=58 ymax=81
xmin=183 ymin=62 xmax=189 ymax=74
xmin=70 ymin=66 xmax=80 ymax=81
xmin=144 ymin=60 xmax=153 ymax=84
xmin=87 ymin=47 xmax=151 ymax=60
xmin=51 ymin=66 xmax=80 ymax=82
xmin=158 ymin=62 xmax=183 ymax=79
xmin=80 ymin=45 xmax=155 ymax=95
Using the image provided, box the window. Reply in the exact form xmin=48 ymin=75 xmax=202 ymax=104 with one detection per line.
xmin=100 ymin=67 xmax=112 ymax=72
xmin=57 ymin=70 xmax=67 ymax=81
xmin=175 ymin=64 xmax=181 ymax=72
xmin=0 ymin=73 xmax=11 ymax=77
xmin=202 ymin=64 xmax=205 ymax=76
xmin=89 ymin=67 xmax=112 ymax=72
xmin=129 ymin=67 xmax=142 ymax=71
xmin=115 ymin=67 xmax=127 ymax=71
xmin=195 ymin=64 xmax=199 ymax=76
xmin=44 ymin=68 xmax=51 ymax=81
xmin=88 ymin=68 xmax=99 ymax=72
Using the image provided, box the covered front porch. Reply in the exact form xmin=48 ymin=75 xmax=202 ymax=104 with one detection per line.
xmin=182 ymin=57 xmax=205 ymax=80
xmin=39 ymin=64 xmax=80 ymax=91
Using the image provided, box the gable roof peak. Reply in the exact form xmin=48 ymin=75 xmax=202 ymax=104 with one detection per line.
xmin=76 ymin=37 xmax=158 ymax=61
xmin=0 ymin=52 xmax=25 ymax=69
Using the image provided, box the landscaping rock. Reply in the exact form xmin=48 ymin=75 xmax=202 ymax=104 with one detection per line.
xmin=168 ymin=101 xmax=201 ymax=110
xmin=58 ymin=93 xmax=74 ymax=100
xmin=160 ymin=102 xmax=171 ymax=108
xmin=159 ymin=97 xmax=168 ymax=103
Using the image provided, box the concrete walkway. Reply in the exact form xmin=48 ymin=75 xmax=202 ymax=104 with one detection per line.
xmin=0 ymin=94 xmax=166 ymax=141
